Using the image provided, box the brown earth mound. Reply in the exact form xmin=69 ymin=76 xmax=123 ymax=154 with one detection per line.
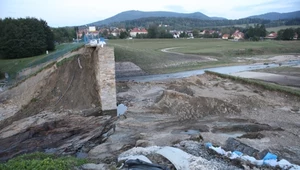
xmin=0 ymin=48 xmax=101 ymax=130
xmin=154 ymin=90 xmax=241 ymax=120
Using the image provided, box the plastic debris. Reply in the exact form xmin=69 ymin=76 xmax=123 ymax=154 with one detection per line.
xmin=233 ymin=151 xmax=243 ymax=156
xmin=117 ymin=104 xmax=127 ymax=116
xmin=263 ymin=152 xmax=277 ymax=160
xmin=210 ymin=146 xmax=226 ymax=155
xmin=156 ymin=146 xmax=190 ymax=170
xmin=205 ymin=142 xmax=300 ymax=169
xmin=205 ymin=142 xmax=212 ymax=148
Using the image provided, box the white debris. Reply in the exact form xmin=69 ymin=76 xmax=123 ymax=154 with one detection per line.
xmin=118 ymin=146 xmax=233 ymax=170
xmin=156 ymin=146 xmax=190 ymax=170
xmin=209 ymin=146 xmax=226 ymax=155
xmin=117 ymin=104 xmax=127 ymax=116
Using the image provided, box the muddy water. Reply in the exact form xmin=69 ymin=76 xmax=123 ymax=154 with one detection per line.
xmin=117 ymin=60 xmax=300 ymax=82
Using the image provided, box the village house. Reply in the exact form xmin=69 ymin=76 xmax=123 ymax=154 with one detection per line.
xmin=111 ymin=30 xmax=120 ymax=37
xmin=130 ymin=28 xmax=148 ymax=37
xmin=222 ymin=34 xmax=230 ymax=40
xmin=231 ymin=30 xmax=244 ymax=40
xmin=294 ymin=33 xmax=298 ymax=40
xmin=265 ymin=33 xmax=278 ymax=39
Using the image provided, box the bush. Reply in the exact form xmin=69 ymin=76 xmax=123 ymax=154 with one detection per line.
xmin=0 ymin=152 xmax=88 ymax=170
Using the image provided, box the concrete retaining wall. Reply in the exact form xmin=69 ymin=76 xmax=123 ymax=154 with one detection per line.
xmin=93 ymin=46 xmax=117 ymax=115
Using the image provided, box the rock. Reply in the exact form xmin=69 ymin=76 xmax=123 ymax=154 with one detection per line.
xmin=82 ymin=107 xmax=102 ymax=117
xmin=88 ymin=143 xmax=114 ymax=160
xmin=88 ymin=142 xmax=124 ymax=160
xmin=135 ymin=140 xmax=151 ymax=147
xmin=291 ymin=107 xmax=299 ymax=112
xmin=224 ymin=138 xmax=259 ymax=157
xmin=81 ymin=163 xmax=108 ymax=170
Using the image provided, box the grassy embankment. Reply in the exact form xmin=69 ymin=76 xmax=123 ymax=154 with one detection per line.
xmin=0 ymin=152 xmax=88 ymax=170
xmin=109 ymin=39 xmax=300 ymax=74
xmin=205 ymin=70 xmax=300 ymax=97
xmin=0 ymin=43 xmax=84 ymax=80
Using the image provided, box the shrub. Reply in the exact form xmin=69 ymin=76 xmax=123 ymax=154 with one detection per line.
xmin=0 ymin=152 xmax=88 ymax=170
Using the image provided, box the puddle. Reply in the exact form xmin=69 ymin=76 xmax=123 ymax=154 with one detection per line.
xmin=215 ymin=132 xmax=245 ymax=138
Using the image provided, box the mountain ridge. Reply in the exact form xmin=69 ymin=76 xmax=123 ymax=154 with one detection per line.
xmin=89 ymin=10 xmax=300 ymax=26
xmin=246 ymin=11 xmax=300 ymax=20
xmin=89 ymin=10 xmax=227 ymax=26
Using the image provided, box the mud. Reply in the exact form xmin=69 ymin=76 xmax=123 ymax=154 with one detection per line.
xmin=113 ymin=74 xmax=300 ymax=165
xmin=0 ymin=113 xmax=114 ymax=162
xmin=1 ymin=53 xmax=300 ymax=168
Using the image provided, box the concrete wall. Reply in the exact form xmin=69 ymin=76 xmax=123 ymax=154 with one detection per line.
xmin=93 ymin=46 xmax=117 ymax=115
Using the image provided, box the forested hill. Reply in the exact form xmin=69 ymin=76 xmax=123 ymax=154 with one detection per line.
xmin=106 ymin=17 xmax=300 ymax=30
xmin=89 ymin=10 xmax=227 ymax=26
xmin=247 ymin=11 xmax=300 ymax=20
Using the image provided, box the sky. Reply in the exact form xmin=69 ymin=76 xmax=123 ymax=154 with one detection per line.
xmin=1 ymin=0 xmax=299 ymax=27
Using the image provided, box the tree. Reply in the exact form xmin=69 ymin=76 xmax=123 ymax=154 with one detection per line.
xmin=147 ymin=24 xmax=159 ymax=38
xmin=295 ymin=28 xmax=300 ymax=40
xmin=282 ymin=28 xmax=295 ymax=40
xmin=192 ymin=30 xmax=199 ymax=38
xmin=102 ymin=30 xmax=109 ymax=38
xmin=119 ymin=31 xmax=129 ymax=39
xmin=0 ymin=17 xmax=55 ymax=59
xmin=244 ymin=24 xmax=267 ymax=41
xmin=180 ymin=32 xmax=187 ymax=38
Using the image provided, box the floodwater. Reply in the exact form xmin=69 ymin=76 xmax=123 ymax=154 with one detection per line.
xmin=117 ymin=60 xmax=300 ymax=82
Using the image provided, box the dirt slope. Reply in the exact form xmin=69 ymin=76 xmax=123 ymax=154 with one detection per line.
xmin=0 ymin=47 xmax=115 ymax=162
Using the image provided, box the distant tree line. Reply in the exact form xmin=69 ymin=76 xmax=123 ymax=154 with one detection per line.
xmin=0 ymin=17 xmax=54 ymax=59
xmin=276 ymin=28 xmax=300 ymax=40
xmin=105 ymin=17 xmax=300 ymax=30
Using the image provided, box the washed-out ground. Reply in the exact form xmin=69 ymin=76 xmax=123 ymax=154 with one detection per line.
xmin=0 ymin=50 xmax=300 ymax=169
xmin=111 ymin=74 xmax=300 ymax=165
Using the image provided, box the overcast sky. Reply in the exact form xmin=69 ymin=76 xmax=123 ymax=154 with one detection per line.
xmin=1 ymin=0 xmax=299 ymax=27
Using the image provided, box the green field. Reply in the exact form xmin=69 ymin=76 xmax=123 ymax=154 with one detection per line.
xmin=109 ymin=39 xmax=300 ymax=74
xmin=0 ymin=43 xmax=83 ymax=80
xmin=266 ymin=25 xmax=300 ymax=32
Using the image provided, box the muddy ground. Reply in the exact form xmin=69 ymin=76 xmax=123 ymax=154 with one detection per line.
xmin=113 ymin=74 xmax=300 ymax=165
xmin=0 ymin=51 xmax=300 ymax=169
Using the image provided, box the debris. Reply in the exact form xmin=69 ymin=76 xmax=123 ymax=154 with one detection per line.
xmin=117 ymin=104 xmax=127 ymax=116
xmin=263 ymin=152 xmax=277 ymax=161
